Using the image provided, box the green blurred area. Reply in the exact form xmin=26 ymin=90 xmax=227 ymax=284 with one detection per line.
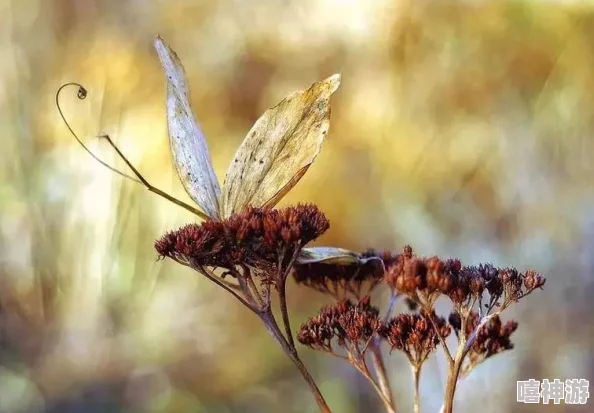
xmin=1 ymin=0 xmax=593 ymax=412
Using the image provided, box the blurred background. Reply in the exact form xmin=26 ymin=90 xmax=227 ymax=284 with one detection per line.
xmin=1 ymin=0 xmax=593 ymax=412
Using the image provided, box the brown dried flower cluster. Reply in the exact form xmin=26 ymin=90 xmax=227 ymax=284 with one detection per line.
xmin=450 ymin=311 xmax=518 ymax=363
xmin=291 ymin=244 xmax=546 ymax=413
xmin=379 ymin=310 xmax=451 ymax=366
xmin=293 ymin=249 xmax=398 ymax=299
xmin=155 ymin=204 xmax=329 ymax=284
xmin=385 ymin=246 xmax=546 ymax=308
xmin=297 ymin=296 xmax=382 ymax=352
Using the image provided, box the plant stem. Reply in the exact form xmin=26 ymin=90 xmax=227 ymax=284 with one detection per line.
xmin=442 ymin=311 xmax=470 ymax=413
xmin=278 ymin=282 xmax=295 ymax=349
xmin=383 ymin=291 xmax=399 ymax=322
xmin=260 ymin=310 xmax=332 ymax=413
xmin=442 ymin=309 xmax=505 ymax=412
xmin=419 ymin=297 xmax=453 ymax=366
xmin=412 ymin=365 xmax=421 ymax=413
xmin=463 ymin=312 xmax=499 ymax=353
xmin=192 ymin=264 xmax=256 ymax=313
xmin=355 ymin=360 xmax=396 ymax=413
xmin=369 ymin=342 xmax=395 ymax=408
xmin=277 ymin=245 xmax=301 ymax=350
xmin=245 ymin=270 xmax=265 ymax=308
xmin=442 ymin=355 xmax=463 ymax=413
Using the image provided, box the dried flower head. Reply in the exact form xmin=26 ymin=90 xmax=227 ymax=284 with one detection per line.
xmin=384 ymin=245 xmax=425 ymax=294
xmin=155 ymin=204 xmax=329 ymax=285
xmin=449 ymin=311 xmax=518 ymax=375
xmin=455 ymin=265 xmax=546 ymax=310
xmin=523 ymin=269 xmax=547 ymax=291
xmin=384 ymin=246 xmax=461 ymax=305
xmin=293 ymin=249 xmax=397 ymax=299
xmin=384 ymin=246 xmax=546 ymax=312
xmin=379 ymin=309 xmax=451 ymax=366
xmin=297 ymin=296 xmax=382 ymax=353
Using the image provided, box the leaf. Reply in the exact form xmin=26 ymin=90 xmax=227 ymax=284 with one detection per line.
xmin=296 ymin=247 xmax=362 ymax=265
xmin=219 ymin=74 xmax=341 ymax=218
xmin=154 ymin=35 xmax=221 ymax=219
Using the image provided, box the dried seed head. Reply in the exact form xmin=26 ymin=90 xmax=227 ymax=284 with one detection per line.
xmin=448 ymin=275 xmax=471 ymax=304
xmin=385 ymin=246 xmax=427 ymax=294
xmin=155 ymin=204 xmax=329 ymax=284
xmin=384 ymin=245 xmax=547 ymax=310
xmin=450 ymin=311 xmax=518 ymax=361
xmin=523 ymin=269 xmax=546 ymax=291
xmin=379 ymin=309 xmax=451 ymax=366
xmin=469 ymin=274 xmax=485 ymax=295
xmin=297 ymin=296 xmax=382 ymax=352
xmin=425 ymin=256 xmax=444 ymax=291
xmin=385 ymin=247 xmax=464 ymax=302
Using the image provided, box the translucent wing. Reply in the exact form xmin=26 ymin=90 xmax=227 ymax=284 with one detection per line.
xmin=154 ymin=35 xmax=221 ymax=219
xmin=220 ymin=74 xmax=341 ymax=218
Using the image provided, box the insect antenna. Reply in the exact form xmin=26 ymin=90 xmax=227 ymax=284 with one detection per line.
xmin=56 ymin=82 xmax=210 ymax=220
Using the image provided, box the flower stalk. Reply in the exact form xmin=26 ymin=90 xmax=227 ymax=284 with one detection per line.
xmin=260 ymin=309 xmax=332 ymax=413
xmin=412 ymin=365 xmax=422 ymax=413
xmin=369 ymin=343 xmax=395 ymax=408
xmin=156 ymin=209 xmax=545 ymax=413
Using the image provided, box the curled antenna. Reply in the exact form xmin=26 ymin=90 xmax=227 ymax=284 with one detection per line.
xmin=56 ymin=82 xmax=210 ymax=220
xmin=56 ymin=82 xmax=141 ymax=183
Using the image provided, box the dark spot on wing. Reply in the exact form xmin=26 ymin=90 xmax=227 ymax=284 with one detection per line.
xmin=259 ymin=160 xmax=264 ymax=164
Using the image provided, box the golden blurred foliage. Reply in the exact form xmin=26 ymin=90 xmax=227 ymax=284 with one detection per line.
xmin=1 ymin=1 xmax=593 ymax=412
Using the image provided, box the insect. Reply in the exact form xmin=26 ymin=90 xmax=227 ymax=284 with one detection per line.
xmin=56 ymin=35 xmax=355 ymax=264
